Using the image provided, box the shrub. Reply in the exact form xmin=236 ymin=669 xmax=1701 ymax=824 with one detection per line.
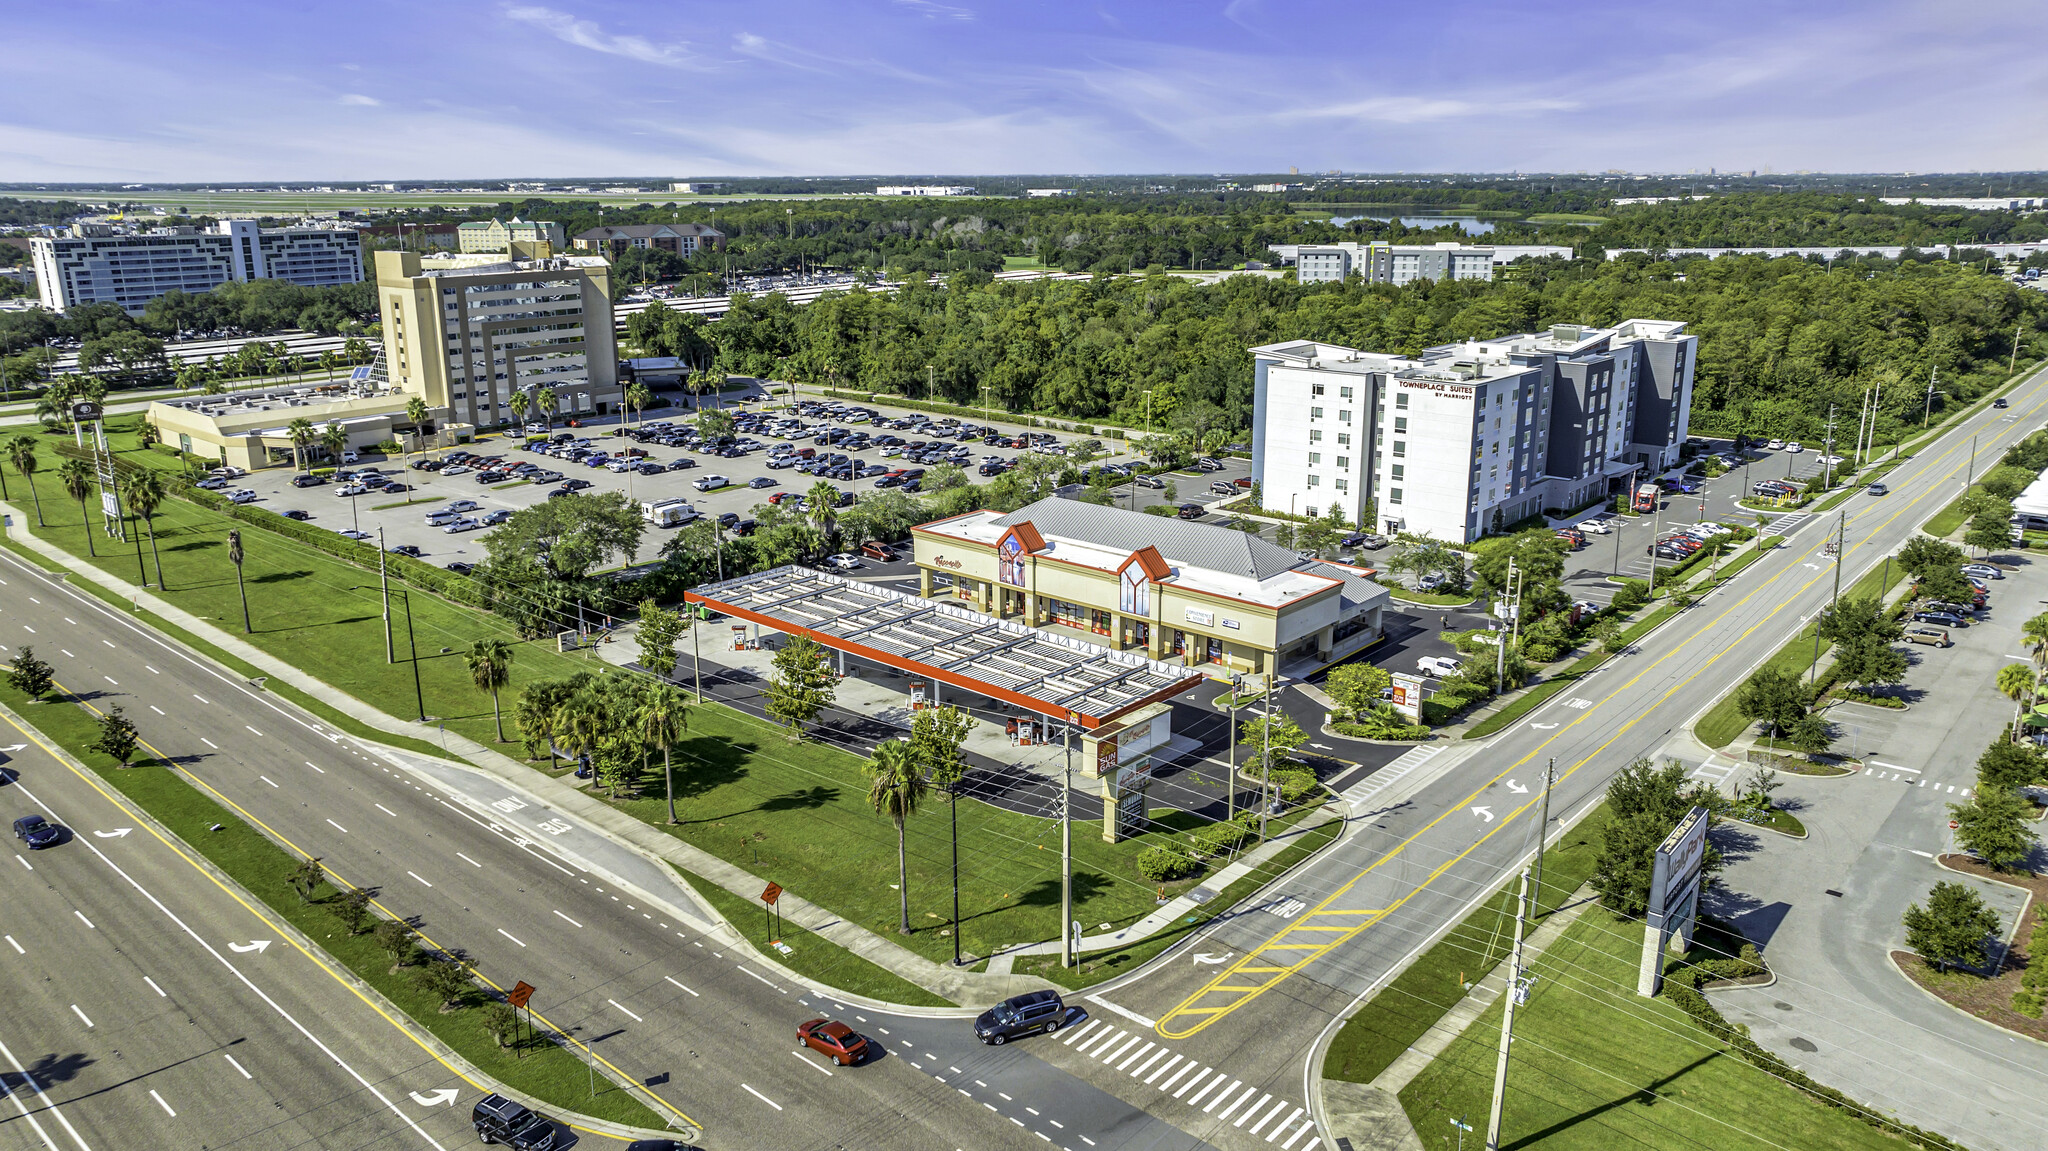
xmin=1611 ymin=579 xmax=1652 ymax=613
xmin=1136 ymin=845 xmax=1197 ymax=882
xmin=1273 ymin=769 xmax=1320 ymax=803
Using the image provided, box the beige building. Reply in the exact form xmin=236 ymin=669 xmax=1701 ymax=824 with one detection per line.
xmin=375 ymin=249 xmax=621 ymax=431
xmin=456 ymin=217 xmax=565 ymax=254
xmin=148 ymin=378 xmax=457 ymax=473
xmin=912 ymin=498 xmax=1388 ymax=678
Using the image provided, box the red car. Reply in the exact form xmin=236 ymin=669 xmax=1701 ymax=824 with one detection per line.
xmin=798 ymin=1018 xmax=869 ymax=1066
xmin=767 ymin=491 xmax=796 ymax=504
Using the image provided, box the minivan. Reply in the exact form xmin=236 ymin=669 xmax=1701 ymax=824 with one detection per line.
xmin=974 ymin=990 xmax=1066 ymax=1045
xmin=1902 ymin=624 xmax=1952 ymax=647
xmin=424 ymin=509 xmax=459 ymax=526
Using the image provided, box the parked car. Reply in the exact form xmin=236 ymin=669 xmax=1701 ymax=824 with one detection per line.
xmin=1575 ymin=519 xmax=1612 ymax=535
xmin=974 ymin=990 xmax=1067 ymax=1045
xmin=861 ymin=542 xmax=898 ymax=562
xmin=1417 ymin=655 xmax=1463 ymax=678
xmin=1911 ymin=610 xmax=1964 ymax=628
xmin=482 ymin=509 xmax=513 ymax=526
xmin=1132 ymin=473 xmax=1165 ymax=489
xmin=1961 ymin=563 xmax=2004 ymax=581
xmin=1785 ymin=441 xmax=1803 ymax=453
xmin=338 ymin=528 xmax=372 ymax=541
xmin=1209 ymin=480 xmax=1238 ymax=496
xmin=1177 ymin=503 xmax=1205 ymax=520
xmin=445 ymin=499 xmax=480 ymax=513
xmin=291 ymin=474 xmax=324 ymax=488
xmin=442 ymin=517 xmax=481 ymax=534
xmin=1902 ymin=624 xmax=1952 ymax=647
xmin=693 ymin=475 xmax=730 ymax=492
xmin=227 ymin=489 xmax=258 ymax=504
xmin=281 ymin=508 xmax=312 ymax=521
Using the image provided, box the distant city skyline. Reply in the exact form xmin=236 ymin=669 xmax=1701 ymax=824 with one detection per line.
xmin=3 ymin=0 xmax=2043 ymax=182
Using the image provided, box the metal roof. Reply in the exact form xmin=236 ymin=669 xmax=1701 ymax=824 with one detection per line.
xmin=684 ymin=566 xmax=1206 ymax=727
xmin=988 ymin=497 xmax=1304 ymax=582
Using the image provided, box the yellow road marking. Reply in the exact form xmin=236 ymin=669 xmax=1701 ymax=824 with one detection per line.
xmin=16 ymin=688 xmax=694 ymax=1139
xmin=1155 ymin=407 xmax=2022 ymax=1039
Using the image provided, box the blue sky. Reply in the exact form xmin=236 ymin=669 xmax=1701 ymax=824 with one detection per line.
xmin=4 ymin=0 xmax=2045 ymax=180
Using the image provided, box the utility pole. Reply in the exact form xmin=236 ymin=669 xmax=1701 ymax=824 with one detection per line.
xmin=2012 ymin=321 xmax=2025 ymax=378
xmin=1820 ymin=404 xmax=1838 ymax=489
xmin=1967 ymin=435 xmax=1979 ymax=489
xmin=377 ymin=528 xmax=394 ymax=663
xmin=1531 ymin=761 xmax=1554 ymax=917
xmin=1809 ymin=508 xmax=1847 ymax=686
xmin=1647 ymin=490 xmax=1664 ymax=596
xmin=1496 ymin=558 xmax=1516 ymax=695
xmin=1226 ymin=676 xmax=1239 ymax=824
xmin=1258 ymin=678 xmax=1276 ymax=845
xmin=1484 ymin=869 xmax=1534 ymax=1151
xmin=1061 ymin=710 xmax=1075 ymax=968
xmin=1923 ymin=366 xmax=1939 ymax=428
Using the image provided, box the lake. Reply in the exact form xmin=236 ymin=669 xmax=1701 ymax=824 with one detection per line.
xmin=1327 ymin=214 xmax=1495 ymax=234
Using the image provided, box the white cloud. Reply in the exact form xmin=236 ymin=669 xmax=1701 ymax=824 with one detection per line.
xmin=503 ymin=6 xmax=705 ymax=68
xmin=338 ymin=93 xmax=380 ymax=106
xmin=892 ymin=0 xmax=973 ymax=21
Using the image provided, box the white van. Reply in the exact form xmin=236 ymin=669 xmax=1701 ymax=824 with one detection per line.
xmin=424 ymin=508 xmax=460 ymax=526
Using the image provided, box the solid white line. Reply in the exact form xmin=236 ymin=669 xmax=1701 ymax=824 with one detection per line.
xmin=304 ymin=761 xmax=325 ymax=774
xmin=553 ymin=910 xmax=582 ymax=928
xmin=375 ymin=804 xmax=398 ymax=817
xmin=3 ymin=935 xmax=20 ymax=954
xmin=74 ymin=911 xmax=93 ymax=929
xmin=455 ymin=852 xmax=481 ymax=867
xmin=1872 ymin=760 xmax=1920 ymax=773
xmin=148 ymin=1089 xmax=175 ymax=1117
xmin=60 ymin=649 xmax=73 ymax=657
xmin=1129 ymin=1048 xmax=1169 ymax=1078
xmin=145 ymin=666 xmax=158 ymax=674
xmin=408 ymin=871 xmax=432 ymax=887
xmin=71 ymin=1004 xmax=93 ymax=1029
xmin=245 ymin=726 xmax=262 ymax=737
xmin=0 ymin=1035 xmax=71 ymax=1150
xmin=194 ymin=694 xmax=209 ymax=704
xmin=17 ymin=855 xmax=30 ymax=871
xmin=259 ymin=775 xmax=278 ymax=788
xmin=1085 ymin=993 xmax=1158 ymax=1029
xmin=664 ymin=976 xmax=699 ymax=997
xmin=149 ymin=705 xmax=164 ymax=715
xmin=326 ymin=819 xmax=348 ymax=834
xmin=736 ymin=964 xmax=783 ymax=991
xmin=497 ymin=928 xmax=526 ymax=948
xmin=102 ymin=676 xmax=116 ymax=685
xmin=224 ymin=1053 xmax=252 ymax=1080
xmin=741 ymin=1083 xmax=782 ymax=1111
xmin=143 ymin=976 xmax=165 ymax=998
xmin=100 ymin=641 xmax=113 ymax=649
xmin=607 ymin=999 xmax=642 ymax=1023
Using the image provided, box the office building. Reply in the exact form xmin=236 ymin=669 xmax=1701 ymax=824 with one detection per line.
xmin=1024 ymin=188 xmax=1077 ymax=197
xmin=31 ymin=221 xmax=362 ymax=314
xmin=1250 ymin=320 xmax=1697 ymax=543
xmin=912 ymin=497 xmax=1388 ymax=677
xmin=1278 ymin=241 xmax=1574 ymax=285
xmin=668 ymin=182 xmax=725 ymax=194
xmin=875 ymin=185 xmax=976 ymax=197
xmin=571 ymin=223 xmax=725 ymax=259
xmin=456 ymin=217 xmax=566 ymax=254
xmin=148 ymin=371 xmax=451 ymax=474
xmin=374 ymin=249 xmax=620 ymax=432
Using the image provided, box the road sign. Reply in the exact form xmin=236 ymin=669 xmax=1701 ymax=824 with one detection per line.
xmin=1949 ymin=819 xmax=1960 ymax=830
xmin=100 ymin=491 xmax=119 ymax=517
xmin=761 ymin=882 xmax=783 ymax=905
xmin=507 ymin=980 xmax=535 ymax=1009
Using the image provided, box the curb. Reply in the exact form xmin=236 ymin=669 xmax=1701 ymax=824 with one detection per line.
xmin=1885 ymin=950 xmax=2048 ymax=1054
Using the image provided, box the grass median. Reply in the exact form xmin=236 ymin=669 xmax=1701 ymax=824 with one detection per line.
xmin=1323 ymin=806 xmax=1611 ymax=1085
xmin=0 ymin=679 xmax=665 ymax=1128
xmin=689 ymin=876 xmax=954 ymax=1007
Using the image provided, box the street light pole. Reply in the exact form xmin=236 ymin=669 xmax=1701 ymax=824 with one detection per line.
xmin=354 ymin=584 xmax=425 ymax=720
xmin=377 ymin=528 xmax=394 ymax=664
xmin=1061 ymin=710 xmax=1075 ymax=969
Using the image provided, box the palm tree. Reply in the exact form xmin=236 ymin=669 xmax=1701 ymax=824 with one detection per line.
xmin=1998 ymin=662 xmax=2035 ymax=742
xmin=635 ymin=684 xmax=690 ymax=824
xmin=626 ymin=382 xmax=652 ymax=432
xmin=509 ymin=391 xmax=530 ymax=433
xmin=405 ymin=395 xmax=430 ymax=433
xmin=535 ymin=388 xmax=558 ymax=435
xmin=125 ymin=468 xmax=168 ymax=589
xmin=557 ymin=695 xmax=610 ymax=793
xmin=806 ymin=479 xmax=840 ymax=543
xmin=7 ymin=435 xmax=44 ymax=527
xmin=864 ymin=741 xmax=927 ymax=935
xmin=57 ymin=457 xmax=95 ymax=557
xmin=466 ymin=639 xmax=514 ymax=743
xmin=287 ymin=417 xmax=315 ymax=472
xmin=320 ymin=421 xmax=347 ymax=464
xmin=2023 ymin=612 xmax=2048 ymax=667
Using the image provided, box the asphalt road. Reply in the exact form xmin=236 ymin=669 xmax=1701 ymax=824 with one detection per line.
xmin=0 ymin=704 xmax=476 ymax=1151
xmin=0 ymin=545 xmax=1214 ymax=1151
xmin=1042 ymin=364 xmax=2048 ymax=1151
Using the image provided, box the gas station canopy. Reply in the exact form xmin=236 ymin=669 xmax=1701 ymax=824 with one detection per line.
xmin=684 ymin=566 xmax=1208 ymax=728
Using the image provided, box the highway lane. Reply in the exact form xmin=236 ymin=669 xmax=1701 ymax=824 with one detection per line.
xmin=0 ymin=711 xmax=472 ymax=1151
xmin=1053 ymin=365 xmax=2048 ymax=1147
xmin=0 ymin=550 xmax=1214 ymax=1151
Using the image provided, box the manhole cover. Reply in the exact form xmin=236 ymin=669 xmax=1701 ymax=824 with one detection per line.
xmin=1789 ymin=1037 xmax=1818 ymax=1052
xmin=1773 ymin=1002 xmax=1794 ymax=1012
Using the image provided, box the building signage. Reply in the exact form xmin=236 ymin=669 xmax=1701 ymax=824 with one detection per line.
xmin=1184 ymin=608 xmax=1215 ymax=627
xmin=1096 ymin=732 xmax=1120 ymax=778
xmin=931 ymin=555 xmax=963 ymax=570
xmin=997 ymin=531 xmax=1027 ymax=587
xmin=1397 ymin=377 xmax=1476 ymax=398
xmin=1638 ymin=804 xmax=1711 ymax=996
xmin=1389 ymin=672 xmax=1424 ymax=720
xmin=1222 ymin=618 xmax=1240 ymax=630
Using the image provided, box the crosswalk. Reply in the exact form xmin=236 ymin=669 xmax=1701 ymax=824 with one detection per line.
xmin=1692 ymin=757 xmax=1974 ymax=799
xmin=1765 ymin=512 xmax=1813 ymax=535
xmin=1340 ymin=744 xmax=1441 ymax=809
xmin=1056 ymin=1017 xmax=1320 ymax=1149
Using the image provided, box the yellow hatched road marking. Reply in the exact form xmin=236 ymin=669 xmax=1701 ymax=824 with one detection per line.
xmin=1153 ymin=410 xmax=2018 ymax=1040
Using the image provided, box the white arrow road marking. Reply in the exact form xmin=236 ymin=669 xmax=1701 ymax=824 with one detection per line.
xmin=1471 ymin=806 xmax=1495 ymax=822
xmin=1506 ymin=780 xmax=1529 ymax=793
xmin=93 ymin=829 xmax=133 ymax=838
xmin=1529 ymin=723 xmax=1559 ymax=730
xmin=227 ymin=940 xmax=272 ymax=954
xmin=1310 ymin=743 xmax=1332 ymax=750
xmin=409 ymin=1089 xmax=458 ymax=1107
xmin=1802 ymin=563 xmax=1821 ymax=570
xmin=0 ymin=744 xmax=24 ymax=753
xmin=1192 ymin=952 xmax=1234 ymax=966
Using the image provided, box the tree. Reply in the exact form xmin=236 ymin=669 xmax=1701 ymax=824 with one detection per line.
xmin=626 ymin=382 xmax=653 ymax=430
xmin=405 ymin=395 xmax=431 ymax=439
xmin=1898 ymin=536 xmax=1974 ymax=604
xmin=1815 ymin=595 xmax=1907 ymax=689
xmin=1470 ymin=529 xmax=1566 ymax=599
xmin=907 ymin=704 xmax=974 ymax=790
xmin=509 ymin=390 xmax=530 ymax=431
xmin=1297 ymin=516 xmax=1336 ymax=557
xmin=373 ymin=919 xmax=418 ymax=970
xmin=412 ymin=953 xmax=476 ymax=1012
xmin=6 ymin=435 xmax=42 ymax=527
xmin=535 ymin=387 xmax=558 ymax=433
xmin=805 ymin=479 xmax=841 ymax=543
xmin=89 ymin=705 xmax=140 ymax=765
xmin=56 ymin=457 xmax=95 ymax=557
xmin=481 ymin=1001 xmax=521 ymax=1050
xmin=286 ymin=855 xmax=326 ymax=903
xmin=1388 ymin=534 xmax=1466 ymax=589
xmin=124 ymin=467 xmax=168 ymax=590
xmin=1902 ymin=881 xmax=2002 ymax=973
xmin=1951 ymin=786 xmax=2039 ymax=872
xmin=1591 ymin=757 xmax=1722 ymax=917
xmin=6 ymin=646 xmax=54 ymax=701
xmin=481 ymin=491 xmax=645 ymax=582
xmin=636 ymin=600 xmax=685 ymax=679
xmin=765 ymin=634 xmax=835 ymax=737
xmin=1997 ymin=663 xmax=2037 ymax=741
xmin=1735 ymin=665 xmax=1813 ymax=742
xmin=1966 ymin=501 xmax=2016 ymax=556
xmin=319 ymin=421 xmax=347 ymax=463
xmin=1323 ymin=663 xmax=1392 ymax=723
xmin=515 ymin=674 xmax=590 ymax=764
xmin=1237 ymin=710 xmax=1310 ymax=776
xmin=2024 ymin=611 xmax=2048 ymax=667
xmin=287 ymin=417 xmax=315 ymax=472
xmin=1978 ymin=739 xmax=2044 ymax=793
xmin=333 ymin=885 xmax=374 ymax=936
xmin=1272 ymin=522 xmax=1296 ymax=551
xmin=465 ymin=639 xmax=514 ymax=743
xmin=865 ymin=741 xmax=928 ymax=936
xmin=696 ymin=406 xmax=736 ymax=441
xmin=636 ymin=683 xmax=690 ymax=824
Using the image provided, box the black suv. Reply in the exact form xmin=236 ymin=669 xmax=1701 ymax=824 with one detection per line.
xmin=974 ymin=990 xmax=1066 ymax=1045
xmin=471 ymin=1093 xmax=556 ymax=1148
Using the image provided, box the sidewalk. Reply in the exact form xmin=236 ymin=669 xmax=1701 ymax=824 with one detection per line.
xmin=1 ymin=499 xmax=1049 ymax=1009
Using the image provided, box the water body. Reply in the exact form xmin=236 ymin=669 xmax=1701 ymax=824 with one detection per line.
xmin=1326 ymin=214 xmax=1496 ymax=234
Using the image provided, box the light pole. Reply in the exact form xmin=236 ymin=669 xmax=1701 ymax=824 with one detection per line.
xmin=1061 ymin=709 xmax=1075 ymax=969
xmin=353 ymin=585 xmax=424 ymax=720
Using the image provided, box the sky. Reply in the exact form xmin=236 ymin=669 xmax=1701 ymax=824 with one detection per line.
xmin=3 ymin=0 xmax=2045 ymax=181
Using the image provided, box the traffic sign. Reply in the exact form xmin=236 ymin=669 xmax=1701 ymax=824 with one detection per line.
xmin=1949 ymin=820 xmax=1960 ymax=830
xmin=761 ymin=882 xmax=783 ymax=905
xmin=507 ymin=980 xmax=535 ymax=1009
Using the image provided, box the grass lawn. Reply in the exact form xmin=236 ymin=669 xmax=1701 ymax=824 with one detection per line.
xmin=5 ymin=422 xmax=599 ymax=756
xmin=0 ymin=680 xmax=665 ymax=1129
xmin=1922 ymin=484 xmax=1982 ymax=537
xmin=1397 ymin=909 xmax=1903 ymax=1150
xmin=1002 ymin=255 xmax=1046 ymax=270
xmin=688 ymin=876 xmax=954 ymax=1007
xmin=1729 ymin=806 xmax=1806 ymax=837
xmin=1694 ymin=557 xmax=1908 ymax=749
xmin=1386 ymin=585 xmax=1476 ymax=607
xmin=1524 ymin=212 xmax=1609 ymax=225
xmin=1323 ymin=807 xmax=1612 ymax=1084
xmin=373 ymin=495 xmax=444 ymax=511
